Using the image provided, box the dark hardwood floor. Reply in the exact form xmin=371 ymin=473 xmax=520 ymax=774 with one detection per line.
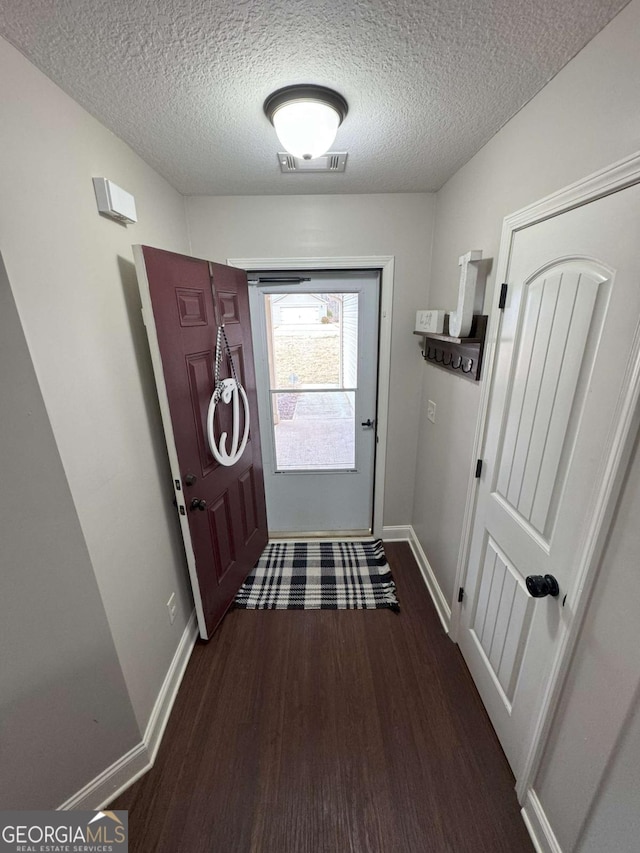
xmin=112 ymin=541 xmax=534 ymax=852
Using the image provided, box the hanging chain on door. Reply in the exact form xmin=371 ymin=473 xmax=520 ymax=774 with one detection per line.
xmin=212 ymin=325 xmax=240 ymax=401
xmin=206 ymin=324 xmax=250 ymax=466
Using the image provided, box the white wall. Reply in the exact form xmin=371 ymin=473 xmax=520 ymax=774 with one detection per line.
xmin=412 ymin=0 xmax=640 ymax=605
xmin=186 ymin=193 xmax=436 ymax=527
xmin=0 ymin=34 xmax=193 ymax=738
xmin=0 ymin=254 xmax=140 ymax=808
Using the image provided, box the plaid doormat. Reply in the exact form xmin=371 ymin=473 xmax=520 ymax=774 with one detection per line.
xmin=234 ymin=539 xmax=400 ymax=611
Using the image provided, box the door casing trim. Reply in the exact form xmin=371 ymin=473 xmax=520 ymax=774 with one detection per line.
xmin=450 ymin=149 xmax=640 ymax=803
xmin=227 ymin=255 xmax=395 ymax=539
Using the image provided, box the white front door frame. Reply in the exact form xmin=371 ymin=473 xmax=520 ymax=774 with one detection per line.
xmin=227 ymin=255 xmax=395 ymax=539
xmin=449 ymin=150 xmax=640 ymax=803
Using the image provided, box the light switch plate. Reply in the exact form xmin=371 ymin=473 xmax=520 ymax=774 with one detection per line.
xmin=427 ymin=400 xmax=436 ymax=424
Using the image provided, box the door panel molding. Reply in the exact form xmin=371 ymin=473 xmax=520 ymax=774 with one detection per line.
xmin=450 ymin=149 xmax=640 ymax=802
xmin=208 ymin=490 xmax=235 ymax=582
xmin=494 ymin=262 xmax=610 ymax=539
xmin=227 ymin=255 xmax=395 ymax=538
xmin=185 ymin=351 xmax=217 ymax=476
xmin=470 ymin=533 xmax=534 ymax=709
xmin=239 ymin=466 xmax=258 ymax=544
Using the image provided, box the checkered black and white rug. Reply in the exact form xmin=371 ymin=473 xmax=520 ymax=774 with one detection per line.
xmin=234 ymin=539 xmax=400 ymax=611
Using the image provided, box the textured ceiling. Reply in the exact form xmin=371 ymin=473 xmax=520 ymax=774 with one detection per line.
xmin=0 ymin=0 xmax=629 ymax=195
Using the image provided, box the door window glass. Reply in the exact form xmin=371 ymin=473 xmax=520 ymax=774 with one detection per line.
xmin=264 ymin=293 xmax=358 ymax=471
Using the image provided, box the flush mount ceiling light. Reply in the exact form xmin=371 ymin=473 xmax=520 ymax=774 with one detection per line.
xmin=264 ymin=85 xmax=348 ymax=161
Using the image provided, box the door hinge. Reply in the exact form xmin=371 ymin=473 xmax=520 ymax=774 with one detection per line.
xmin=458 ymin=587 xmax=464 ymax=603
xmin=475 ymin=459 xmax=483 ymax=478
xmin=499 ymin=283 xmax=508 ymax=310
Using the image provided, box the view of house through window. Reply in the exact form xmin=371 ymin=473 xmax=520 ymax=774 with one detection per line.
xmin=263 ymin=292 xmax=359 ymax=471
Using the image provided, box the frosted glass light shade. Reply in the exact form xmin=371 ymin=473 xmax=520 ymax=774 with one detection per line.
xmin=264 ymin=85 xmax=348 ymax=161
xmin=272 ymin=101 xmax=340 ymax=160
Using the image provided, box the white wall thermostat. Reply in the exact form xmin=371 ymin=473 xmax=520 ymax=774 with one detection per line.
xmin=415 ymin=309 xmax=445 ymax=334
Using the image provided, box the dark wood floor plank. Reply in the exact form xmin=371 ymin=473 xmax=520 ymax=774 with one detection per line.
xmin=112 ymin=541 xmax=534 ymax=853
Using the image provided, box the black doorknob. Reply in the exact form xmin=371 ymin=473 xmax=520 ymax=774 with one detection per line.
xmin=525 ymin=574 xmax=560 ymax=598
xmin=190 ymin=498 xmax=207 ymax=512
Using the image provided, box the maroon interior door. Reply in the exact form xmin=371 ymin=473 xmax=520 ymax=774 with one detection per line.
xmin=136 ymin=246 xmax=268 ymax=639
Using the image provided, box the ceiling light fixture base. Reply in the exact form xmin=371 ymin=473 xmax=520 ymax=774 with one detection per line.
xmin=264 ymin=85 xmax=348 ymax=124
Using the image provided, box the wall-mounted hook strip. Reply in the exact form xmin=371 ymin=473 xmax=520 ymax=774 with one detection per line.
xmin=416 ymin=314 xmax=487 ymax=382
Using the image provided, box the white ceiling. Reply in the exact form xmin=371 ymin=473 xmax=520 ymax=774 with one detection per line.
xmin=0 ymin=0 xmax=629 ymax=195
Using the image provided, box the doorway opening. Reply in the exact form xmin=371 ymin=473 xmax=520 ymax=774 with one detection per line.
xmin=249 ymin=269 xmax=382 ymax=535
xmin=230 ymin=254 xmax=395 ymax=539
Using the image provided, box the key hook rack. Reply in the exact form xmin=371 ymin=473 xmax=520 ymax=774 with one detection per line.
xmin=422 ymin=344 xmax=475 ymax=373
xmin=415 ymin=314 xmax=487 ymax=383
xmin=414 ymin=250 xmax=488 ymax=383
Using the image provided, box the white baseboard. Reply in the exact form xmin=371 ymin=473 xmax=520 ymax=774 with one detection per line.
xmin=380 ymin=525 xmax=413 ymax=541
xmin=382 ymin=525 xmax=451 ymax=634
xmin=143 ymin=610 xmax=199 ymax=766
xmin=59 ymin=742 xmax=151 ymax=812
xmin=521 ymin=789 xmax=564 ymax=853
xmin=59 ymin=611 xmax=198 ymax=810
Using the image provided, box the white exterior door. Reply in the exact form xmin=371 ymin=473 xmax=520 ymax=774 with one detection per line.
xmin=459 ymin=183 xmax=640 ymax=779
xmin=249 ymin=271 xmax=380 ymax=534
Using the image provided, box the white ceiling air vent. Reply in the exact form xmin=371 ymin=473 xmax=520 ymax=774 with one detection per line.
xmin=278 ymin=152 xmax=348 ymax=173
